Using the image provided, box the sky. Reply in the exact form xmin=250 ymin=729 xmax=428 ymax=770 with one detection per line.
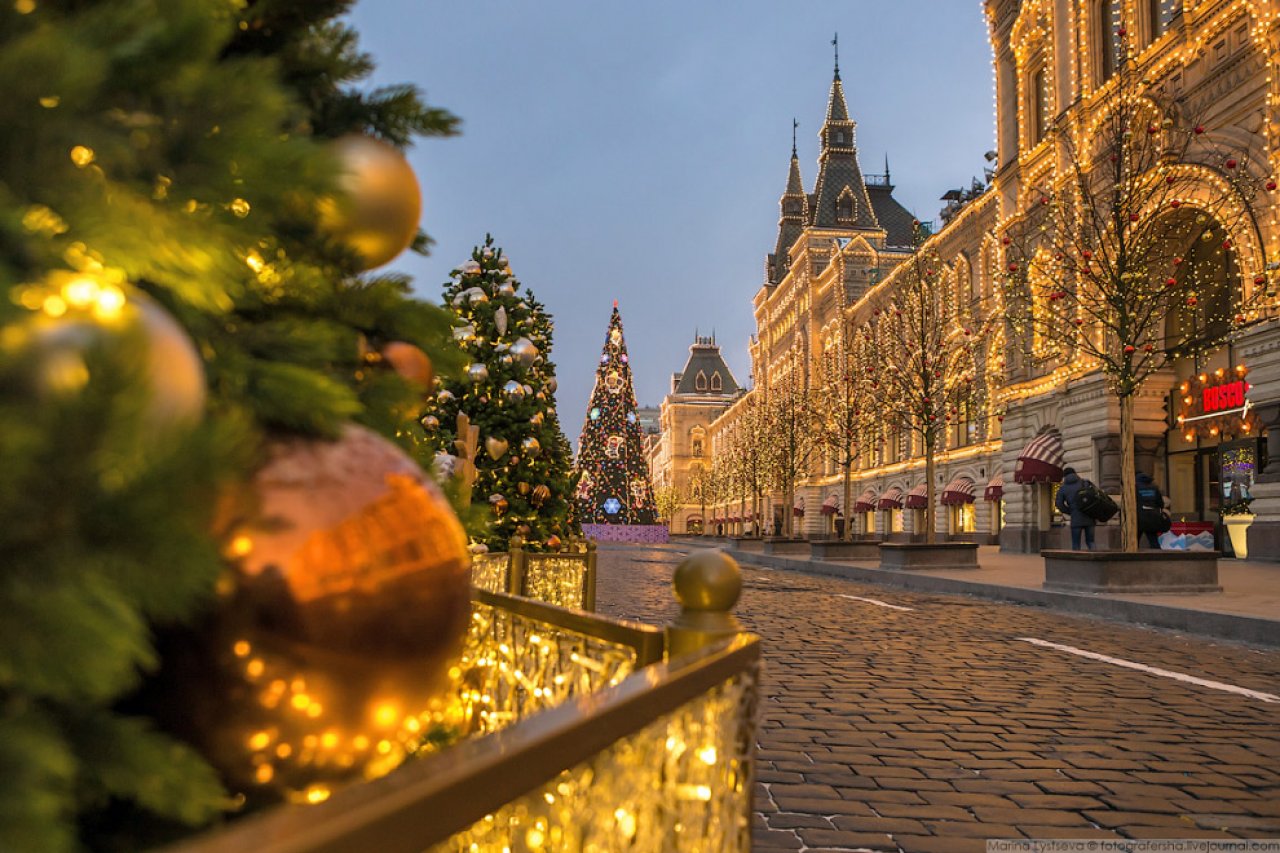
xmin=346 ymin=1 xmax=997 ymax=450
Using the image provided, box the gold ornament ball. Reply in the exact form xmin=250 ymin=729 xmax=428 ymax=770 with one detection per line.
xmin=530 ymin=484 xmax=551 ymax=507
xmin=381 ymin=341 xmax=433 ymax=387
xmin=319 ymin=135 xmax=422 ymax=270
xmin=673 ymin=549 xmax=742 ymax=612
xmin=151 ymin=424 xmax=470 ymax=802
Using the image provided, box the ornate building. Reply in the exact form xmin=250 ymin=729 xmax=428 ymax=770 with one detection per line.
xmin=704 ymin=3 xmax=1280 ymax=558
xmin=648 ymin=335 xmax=743 ymax=534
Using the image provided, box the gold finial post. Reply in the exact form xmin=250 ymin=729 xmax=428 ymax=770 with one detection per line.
xmin=666 ymin=549 xmax=743 ymax=660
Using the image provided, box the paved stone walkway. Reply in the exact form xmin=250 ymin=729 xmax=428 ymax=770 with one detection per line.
xmin=595 ymin=544 xmax=1280 ymax=853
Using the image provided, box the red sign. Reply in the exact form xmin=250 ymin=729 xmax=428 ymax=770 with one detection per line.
xmin=1202 ymin=380 xmax=1248 ymax=414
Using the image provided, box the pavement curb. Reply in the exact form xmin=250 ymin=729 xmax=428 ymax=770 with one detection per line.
xmin=652 ymin=540 xmax=1280 ymax=648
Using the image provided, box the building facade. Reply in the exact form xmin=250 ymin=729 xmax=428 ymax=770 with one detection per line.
xmin=648 ymin=336 xmax=743 ymax=534
xmin=700 ymin=1 xmax=1280 ymax=557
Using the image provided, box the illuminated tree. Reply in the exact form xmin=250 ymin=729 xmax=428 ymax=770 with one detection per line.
xmin=813 ymin=318 xmax=874 ymax=541
xmin=764 ymin=354 xmax=815 ymax=538
xmin=421 ymin=237 xmax=578 ymax=551
xmin=724 ymin=393 xmax=769 ymax=535
xmin=861 ymin=229 xmax=988 ymax=545
xmin=574 ymin=303 xmax=657 ymax=524
xmin=1002 ymin=31 xmax=1273 ymax=551
xmin=689 ymin=457 xmax=730 ymax=532
xmin=653 ymin=484 xmax=681 ymax=525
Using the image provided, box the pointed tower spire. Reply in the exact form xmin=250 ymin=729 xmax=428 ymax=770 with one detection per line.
xmin=812 ymin=44 xmax=876 ymax=230
xmin=832 ymin=32 xmax=840 ymax=81
xmin=769 ymin=121 xmax=809 ymax=283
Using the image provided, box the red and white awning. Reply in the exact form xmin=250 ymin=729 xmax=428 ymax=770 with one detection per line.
xmin=821 ymin=494 xmax=841 ymax=515
xmin=793 ymin=497 xmax=805 ymax=516
xmin=877 ymin=486 xmax=904 ymax=510
xmin=853 ymin=488 xmax=878 ymax=513
xmin=905 ymin=483 xmax=929 ymax=509
xmin=1014 ymin=428 xmax=1065 ymax=484
xmin=941 ymin=477 xmax=976 ymax=506
xmin=984 ymin=474 xmax=1005 ymax=502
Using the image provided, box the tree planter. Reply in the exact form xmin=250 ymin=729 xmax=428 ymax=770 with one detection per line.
xmin=810 ymin=540 xmax=883 ymax=562
xmin=878 ymin=542 xmax=980 ymax=570
xmin=1042 ymin=550 xmax=1222 ymax=593
xmin=761 ymin=538 xmax=809 ymax=556
xmin=1223 ymin=513 xmax=1255 ymax=559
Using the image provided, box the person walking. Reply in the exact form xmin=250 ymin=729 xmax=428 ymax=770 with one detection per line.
xmin=1136 ymin=472 xmax=1166 ymax=549
xmin=1055 ymin=467 xmax=1096 ymax=551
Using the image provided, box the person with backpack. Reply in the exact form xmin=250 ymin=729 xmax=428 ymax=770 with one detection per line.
xmin=1055 ymin=467 xmax=1096 ymax=550
xmin=1136 ymin=472 xmax=1168 ymax=549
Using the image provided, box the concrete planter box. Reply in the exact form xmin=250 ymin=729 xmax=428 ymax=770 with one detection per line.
xmin=762 ymin=538 xmax=810 ymax=556
xmin=736 ymin=538 xmax=766 ymax=552
xmin=810 ymin=540 xmax=883 ymax=562
xmin=879 ymin=542 xmax=980 ymax=570
xmin=948 ymin=532 xmax=998 ymax=546
xmin=1042 ymin=550 xmax=1222 ymax=593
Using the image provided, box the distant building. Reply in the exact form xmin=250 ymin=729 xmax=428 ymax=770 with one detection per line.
xmin=648 ymin=335 xmax=743 ymax=533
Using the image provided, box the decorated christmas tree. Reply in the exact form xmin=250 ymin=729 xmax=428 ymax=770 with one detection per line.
xmin=419 ymin=236 xmax=578 ymax=551
xmin=574 ymin=303 xmax=657 ymax=525
xmin=1 ymin=2 xmax=463 ymax=849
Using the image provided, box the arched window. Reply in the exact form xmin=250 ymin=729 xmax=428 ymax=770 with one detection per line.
xmin=1146 ymin=0 xmax=1177 ymax=44
xmin=690 ymin=426 xmax=706 ymax=458
xmin=1096 ymin=0 xmax=1122 ymax=83
xmin=837 ymin=191 xmax=854 ymax=223
xmin=695 ymin=370 xmax=707 ymax=391
xmin=1030 ymin=65 xmax=1051 ymax=145
xmin=710 ymin=372 xmax=723 ymax=391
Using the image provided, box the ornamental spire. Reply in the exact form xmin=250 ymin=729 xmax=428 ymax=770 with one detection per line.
xmin=833 ymin=32 xmax=840 ymax=81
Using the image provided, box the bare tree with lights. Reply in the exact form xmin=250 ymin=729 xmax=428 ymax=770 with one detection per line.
xmin=724 ymin=393 xmax=769 ymax=536
xmin=764 ymin=353 xmax=816 ymax=538
xmin=1001 ymin=31 xmax=1273 ymax=552
xmin=860 ymin=228 xmax=988 ymax=545
xmin=813 ymin=318 xmax=874 ymax=541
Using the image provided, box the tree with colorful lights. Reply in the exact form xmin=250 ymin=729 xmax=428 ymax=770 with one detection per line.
xmin=421 ymin=237 xmax=578 ymax=551
xmin=860 ymin=228 xmax=988 ymax=545
xmin=813 ymin=318 xmax=875 ymax=541
xmin=0 ymin=1 xmax=457 ymax=848
xmin=763 ymin=353 xmax=815 ymax=538
xmin=1001 ymin=30 xmax=1272 ymax=552
xmin=725 ymin=393 xmax=769 ymax=536
xmin=574 ymin=303 xmax=657 ymax=524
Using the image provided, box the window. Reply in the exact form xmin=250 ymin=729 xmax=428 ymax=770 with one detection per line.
xmin=710 ymin=372 xmax=723 ymax=392
xmin=1030 ymin=65 xmax=1051 ymax=145
xmin=835 ymin=131 xmax=845 ymax=145
xmin=695 ymin=370 xmax=707 ymax=391
xmin=1146 ymin=0 xmax=1176 ymax=43
xmin=1097 ymin=0 xmax=1122 ymax=82
xmin=837 ymin=191 xmax=854 ymax=223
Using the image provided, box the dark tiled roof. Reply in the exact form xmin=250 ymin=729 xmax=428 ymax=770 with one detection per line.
xmin=812 ymin=153 xmax=878 ymax=230
xmin=866 ymin=184 xmax=918 ymax=250
xmin=673 ymin=341 xmax=741 ymax=396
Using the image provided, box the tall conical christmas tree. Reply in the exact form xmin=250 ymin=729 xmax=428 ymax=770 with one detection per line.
xmin=421 ymin=237 xmax=578 ymax=550
xmin=575 ymin=303 xmax=656 ymax=524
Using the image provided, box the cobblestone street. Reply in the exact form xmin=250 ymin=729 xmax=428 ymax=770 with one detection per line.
xmin=594 ymin=544 xmax=1280 ymax=853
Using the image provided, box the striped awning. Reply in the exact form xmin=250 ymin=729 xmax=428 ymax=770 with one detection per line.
xmin=821 ymin=494 xmax=840 ymax=515
xmin=984 ymin=474 xmax=1005 ymax=502
xmin=905 ymin=483 xmax=930 ymax=509
xmin=793 ymin=498 xmax=805 ymax=517
xmin=877 ymin=486 xmax=904 ymax=510
xmin=853 ymin=488 xmax=878 ymax=513
xmin=941 ymin=477 xmax=976 ymax=506
xmin=1014 ymin=428 xmax=1065 ymax=484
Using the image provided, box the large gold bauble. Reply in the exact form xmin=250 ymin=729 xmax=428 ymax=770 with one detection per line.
xmin=151 ymin=424 xmax=471 ymax=804
xmin=319 ymin=135 xmax=422 ymax=270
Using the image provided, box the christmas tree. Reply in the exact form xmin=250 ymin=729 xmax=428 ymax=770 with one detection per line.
xmin=419 ymin=236 xmax=578 ymax=551
xmin=575 ymin=303 xmax=657 ymax=525
xmin=0 ymin=2 xmax=458 ymax=849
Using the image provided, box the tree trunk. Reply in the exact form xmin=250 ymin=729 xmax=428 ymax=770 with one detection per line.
xmin=783 ymin=484 xmax=794 ymax=537
xmin=1119 ymin=393 xmax=1138 ymax=552
xmin=842 ymin=466 xmax=854 ymax=542
xmin=924 ymin=439 xmax=937 ymax=545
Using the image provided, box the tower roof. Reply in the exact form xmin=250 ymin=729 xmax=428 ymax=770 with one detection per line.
xmin=672 ymin=335 xmax=741 ymax=397
xmin=811 ymin=69 xmax=878 ymax=231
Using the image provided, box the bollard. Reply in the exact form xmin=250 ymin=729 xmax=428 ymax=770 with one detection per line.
xmin=666 ymin=548 xmax=743 ymax=660
xmin=508 ymin=534 xmax=526 ymax=596
xmin=584 ymin=539 xmax=598 ymax=611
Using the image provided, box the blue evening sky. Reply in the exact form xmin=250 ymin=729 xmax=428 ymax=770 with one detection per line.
xmin=347 ymin=1 xmax=996 ymax=449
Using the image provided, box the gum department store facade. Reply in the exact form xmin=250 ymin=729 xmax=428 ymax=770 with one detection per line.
xmin=658 ymin=0 xmax=1280 ymax=558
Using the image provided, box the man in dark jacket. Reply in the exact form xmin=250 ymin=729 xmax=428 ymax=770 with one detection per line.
xmin=1136 ymin=472 xmax=1165 ymax=549
xmin=1054 ymin=467 xmax=1096 ymax=550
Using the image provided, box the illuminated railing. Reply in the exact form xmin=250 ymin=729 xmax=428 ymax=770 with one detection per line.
xmin=165 ymin=551 xmax=757 ymax=853
xmin=469 ymin=536 xmax=598 ymax=611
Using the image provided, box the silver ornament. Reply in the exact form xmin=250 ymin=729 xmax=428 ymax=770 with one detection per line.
xmin=495 ymin=306 xmax=508 ymax=336
xmin=511 ymin=337 xmax=539 ymax=367
xmin=497 ymin=282 xmax=516 ymax=297
xmin=521 ymin=436 xmax=542 ymax=456
xmin=421 ymin=414 xmax=440 ymax=430
xmin=503 ymin=380 xmax=526 ymax=399
xmin=437 ymin=389 xmax=455 ymax=403
xmin=452 ymin=323 xmax=476 ymax=341
xmin=500 ymin=354 xmax=514 ymax=366
xmin=467 ymin=363 xmax=490 ymax=383
xmin=546 ymin=377 xmax=558 ymax=394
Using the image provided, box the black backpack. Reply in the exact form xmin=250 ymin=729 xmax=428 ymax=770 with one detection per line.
xmin=1076 ymin=480 xmax=1119 ymax=523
